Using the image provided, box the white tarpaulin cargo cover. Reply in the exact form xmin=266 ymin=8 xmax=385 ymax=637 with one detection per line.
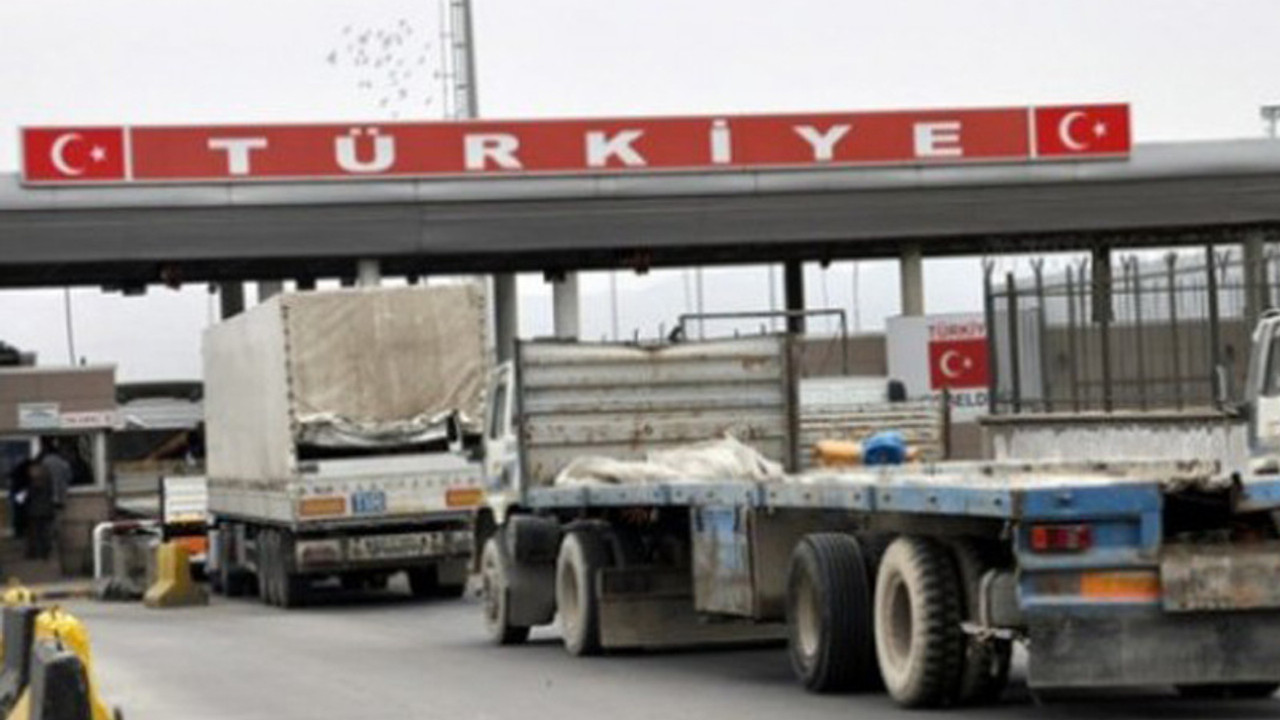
xmin=284 ymin=284 xmax=488 ymax=442
xmin=554 ymin=436 xmax=785 ymax=486
xmin=204 ymin=283 xmax=487 ymax=483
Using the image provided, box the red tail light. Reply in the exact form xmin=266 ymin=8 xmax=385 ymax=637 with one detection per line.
xmin=1029 ymin=524 xmax=1092 ymax=553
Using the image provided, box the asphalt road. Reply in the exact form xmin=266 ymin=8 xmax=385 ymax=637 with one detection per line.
xmin=66 ymin=583 xmax=1280 ymax=720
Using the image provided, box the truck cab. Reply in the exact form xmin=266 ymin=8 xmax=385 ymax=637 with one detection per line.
xmin=481 ymin=362 xmax=521 ymax=521
xmin=1246 ymin=310 xmax=1280 ymax=464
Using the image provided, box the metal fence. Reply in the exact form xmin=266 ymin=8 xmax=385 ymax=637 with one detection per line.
xmin=985 ymin=246 xmax=1280 ymax=414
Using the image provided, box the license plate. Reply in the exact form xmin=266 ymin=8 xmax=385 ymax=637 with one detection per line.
xmin=1162 ymin=542 xmax=1280 ymax=612
xmin=350 ymin=490 xmax=387 ymax=515
xmin=346 ymin=531 xmax=466 ymax=562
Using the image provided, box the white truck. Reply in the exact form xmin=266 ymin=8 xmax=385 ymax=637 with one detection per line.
xmin=476 ymin=333 xmax=1280 ymax=708
xmin=204 ymin=285 xmax=488 ymax=607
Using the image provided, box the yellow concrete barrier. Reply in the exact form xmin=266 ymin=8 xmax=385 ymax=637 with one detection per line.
xmin=143 ymin=541 xmax=208 ymax=609
xmin=0 ymin=584 xmax=33 ymax=609
xmin=34 ymin=608 xmax=111 ymax=720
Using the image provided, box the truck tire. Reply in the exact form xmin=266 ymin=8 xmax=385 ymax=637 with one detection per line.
xmin=258 ymin=529 xmax=305 ymax=608
xmin=435 ymin=581 xmax=466 ymax=600
xmin=480 ymin=534 xmax=531 ymax=645
xmin=257 ymin=530 xmax=279 ymax=606
xmin=786 ymin=533 xmax=879 ymax=693
xmin=208 ymin=534 xmax=225 ymax=596
xmin=1176 ymin=683 xmax=1280 ymax=699
xmin=273 ymin=531 xmax=307 ymax=609
xmin=950 ymin=539 xmax=1011 ymax=706
xmin=217 ymin=524 xmax=250 ymax=598
xmin=556 ymin=529 xmax=610 ymax=656
xmin=408 ymin=567 xmax=440 ymax=598
xmin=874 ymin=536 xmax=965 ymax=708
xmin=407 ymin=566 xmax=466 ymax=599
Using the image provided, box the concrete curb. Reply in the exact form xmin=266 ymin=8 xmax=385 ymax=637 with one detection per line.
xmin=29 ymin=585 xmax=95 ymax=602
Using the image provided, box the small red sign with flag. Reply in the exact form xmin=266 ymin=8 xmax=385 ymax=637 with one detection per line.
xmin=21 ymin=128 xmax=127 ymax=182
xmin=929 ymin=338 xmax=990 ymax=391
xmin=1033 ymin=104 xmax=1130 ymax=157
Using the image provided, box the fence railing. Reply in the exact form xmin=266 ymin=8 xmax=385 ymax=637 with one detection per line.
xmin=985 ymin=246 xmax=1276 ymax=415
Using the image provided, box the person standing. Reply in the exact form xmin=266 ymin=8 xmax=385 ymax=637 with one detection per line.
xmin=38 ymin=440 xmax=71 ymax=514
xmin=25 ymin=464 xmax=55 ymax=560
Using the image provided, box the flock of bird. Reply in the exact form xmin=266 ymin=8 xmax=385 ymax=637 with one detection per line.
xmin=325 ymin=17 xmax=442 ymax=119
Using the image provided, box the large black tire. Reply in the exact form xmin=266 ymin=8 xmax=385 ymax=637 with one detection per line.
xmin=1176 ymin=683 xmax=1280 ymax=699
xmin=218 ymin=524 xmax=250 ymax=598
xmin=435 ymin=582 xmax=467 ymax=600
xmin=273 ymin=532 xmax=306 ymax=609
xmin=787 ymin=534 xmax=879 ymax=693
xmin=556 ymin=529 xmax=610 ymax=656
xmin=480 ymin=534 xmax=531 ymax=645
xmin=408 ymin=567 xmax=441 ymax=598
xmin=873 ymin=536 xmax=965 ymax=708
xmin=408 ymin=565 xmax=466 ymax=599
xmin=258 ymin=529 xmax=305 ymax=608
xmin=257 ymin=530 xmax=278 ymax=606
xmin=950 ymin=539 xmax=1011 ymax=706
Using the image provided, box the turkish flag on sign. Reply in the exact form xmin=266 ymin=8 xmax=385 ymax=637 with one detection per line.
xmin=22 ymin=128 xmax=127 ymax=182
xmin=1034 ymin=104 xmax=1130 ymax=157
xmin=929 ymin=338 xmax=989 ymax=390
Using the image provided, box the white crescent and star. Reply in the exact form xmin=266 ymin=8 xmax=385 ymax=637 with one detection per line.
xmin=939 ymin=350 xmax=974 ymax=379
xmin=1057 ymin=111 xmax=1109 ymax=152
xmin=49 ymin=132 xmax=110 ymax=176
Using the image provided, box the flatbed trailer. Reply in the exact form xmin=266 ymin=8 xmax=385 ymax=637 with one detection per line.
xmin=477 ymin=335 xmax=1280 ymax=708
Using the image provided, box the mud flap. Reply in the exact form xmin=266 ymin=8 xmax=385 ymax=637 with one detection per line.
xmin=598 ymin=566 xmax=786 ymax=650
xmin=1028 ymin=611 xmax=1280 ymax=688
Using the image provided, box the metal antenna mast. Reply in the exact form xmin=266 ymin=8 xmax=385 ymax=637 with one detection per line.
xmin=448 ymin=0 xmax=480 ymax=119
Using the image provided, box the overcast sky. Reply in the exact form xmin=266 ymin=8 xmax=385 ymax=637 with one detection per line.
xmin=2 ymin=0 xmax=1279 ymax=379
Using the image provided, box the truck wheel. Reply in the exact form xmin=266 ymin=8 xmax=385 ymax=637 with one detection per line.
xmin=786 ymin=533 xmax=879 ymax=693
xmin=556 ymin=529 xmax=610 ymax=656
xmin=950 ymin=539 xmax=1011 ymax=706
xmin=480 ymin=534 xmax=530 ymax=645
xmin=435 ymin=582 xmax=466 ymax=600
xmin=408 ymin=567 xmax=440 ymax=598
xmin=208 ymin=531 xmax=225 ymax=596
xmin=257 ymin=530 xmax=279 ymax=606
xmin=217 ymin=524 xmax=247 ymax=598
xmin=1176 ymin=683 xmax=1280 ymax=699
xmin=874 ymin=536 xmax=965 ymax=708
xmin=273 ymin=532 xmax=306 ymax=609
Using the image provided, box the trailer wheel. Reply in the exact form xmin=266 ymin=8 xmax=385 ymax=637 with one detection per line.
xmin=273 ymin=532 xmax=307 ymax=609
xmin=408 ymin=567 xmax=440 ymax=598
xmin=257 ymin=530 xmax=279 ymax=606
xmin=874 ymin=536 xmax=965 ymax=708
xmin=950 ymin=539 xmax=1011 ymax=706
xmin=556 ymin=529 xmax=610 ymax=656
xmin=258 ymin=529 xmax=305 ymax=608
xmin=480 ymin=533 xmax=530 ymax=645
xmin=1176 ymin=683 xmax=1280 ymax=699
xmin=435 ymin=582 xmax=466 ymax=599
xmin=786 ymin=533 xmax=879 ymax=693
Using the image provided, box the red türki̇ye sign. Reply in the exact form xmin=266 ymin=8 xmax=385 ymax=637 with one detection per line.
xmin=20 ymin=104 xmax=1129 ymax=185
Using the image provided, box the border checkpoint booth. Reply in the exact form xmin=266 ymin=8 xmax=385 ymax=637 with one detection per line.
xmin=0 ymin=365 xmax=116 ymax=579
